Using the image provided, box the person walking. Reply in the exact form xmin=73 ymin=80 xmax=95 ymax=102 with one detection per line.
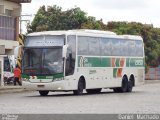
xmin=14 ymin=65 xmax=22 ymax=86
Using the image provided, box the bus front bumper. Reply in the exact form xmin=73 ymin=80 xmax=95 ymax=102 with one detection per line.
xmin=22 ymin=81 xmax=69 ymax=91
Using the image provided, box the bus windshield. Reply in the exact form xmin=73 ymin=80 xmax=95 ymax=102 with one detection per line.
xmin=22 ymin=47 xmax=63 ymax=75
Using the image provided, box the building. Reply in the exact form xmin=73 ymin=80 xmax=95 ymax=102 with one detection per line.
xmin=0 ymin=0 xmax=31 ymax=86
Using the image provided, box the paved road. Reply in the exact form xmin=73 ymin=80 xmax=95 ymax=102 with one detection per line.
xmin=0 ymin=81 xmax=160 ymax=114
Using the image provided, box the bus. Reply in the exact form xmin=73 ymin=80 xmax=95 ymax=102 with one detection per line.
xmin=21 ymin=29 xmax=145 ymax=96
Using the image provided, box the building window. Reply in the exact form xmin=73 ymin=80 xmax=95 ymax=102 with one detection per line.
xmin=5 ymin=9 xmax=12 ymax=16
xmin=0 ymin=15 xmax=16 ymax=40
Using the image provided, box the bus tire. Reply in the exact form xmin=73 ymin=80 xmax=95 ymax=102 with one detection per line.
xmin=73 ymin=78 xmax=85 ymax=95
xmin=120 ymin=76 xmax=128 ymax=93
xmin=86 ymin=88 xmax=102 ymax=94
xmin=113 ymin=88 xmax=121 ymax=93
xmin=39 ymin=91 xmax=49 ymax=96
xmin=127 ymin=80 xmax=133 ymax=92
xmin=127 ymin=75 xmax=134 ymax=92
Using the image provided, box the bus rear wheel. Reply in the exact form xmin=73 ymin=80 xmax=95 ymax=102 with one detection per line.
xmin=127 ymin=80 xmax=133 ymax=92
xmin=39 ymin=91 xmax=49 ymax=96
xmin=120 ymin=76 xmax=128 ymax=93
xmin=86 ymin=88 xmax=102 ymax=94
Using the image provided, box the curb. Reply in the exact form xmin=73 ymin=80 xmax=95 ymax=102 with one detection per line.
xmin=0 ymin=86 xmax=28 ymax=94
xmin=145 ymin=80 xmax=160 ymax=84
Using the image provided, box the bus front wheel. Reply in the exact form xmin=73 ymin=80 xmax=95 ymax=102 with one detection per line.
xmin=39 ymin=91 xmax=49 ymax=96
xmin=73 ymin=78 xmax=85 ymax=95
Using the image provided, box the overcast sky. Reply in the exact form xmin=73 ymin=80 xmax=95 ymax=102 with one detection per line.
xmin=21 ymin=0 xmax=160 ymax=33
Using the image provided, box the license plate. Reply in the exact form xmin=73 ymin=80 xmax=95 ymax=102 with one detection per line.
xmin=37 ymin=85 xmax=45 ymax=88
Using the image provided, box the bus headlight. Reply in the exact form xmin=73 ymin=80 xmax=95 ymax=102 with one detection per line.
xmin=53 ymin=78 xmax=63 ymax=82
xmin=22 ymin=78 xmax=29 ymax=82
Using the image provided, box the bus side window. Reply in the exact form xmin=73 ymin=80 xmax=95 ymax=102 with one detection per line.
xmin=88 ymin=37 xmax=100 ymax=56
xmin=128 ymin=41 xmax=136 ymax=56
xmin=111 ymin=39 xmax=121 ymax=56
xmin=100 ymin=38 xmax=111 ymax=56
xmin=78 ymin=36 xmax=89 ymax=55
xmin=120 ymin=40 xmax=128 ymax=56
xmin=136 ymin=41 xmax=143 ymax=57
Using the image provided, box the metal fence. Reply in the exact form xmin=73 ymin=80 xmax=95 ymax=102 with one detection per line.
xmin=145 ymin=66 xmax=160 ymax=80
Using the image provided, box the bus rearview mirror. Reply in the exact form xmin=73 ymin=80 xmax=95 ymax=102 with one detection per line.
xmin=62 ymin=44 xmax=68 ymax=58
xmin=14 ymin=46 xmax=23 ymax=59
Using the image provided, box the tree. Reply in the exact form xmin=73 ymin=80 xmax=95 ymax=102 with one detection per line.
xmin=27 ymin=6 xmax=89 ymax=32
xmin=27 ymin=6 xmax=48 ymax=32
xmin=27 ymin=5 xmax=160 ymax=70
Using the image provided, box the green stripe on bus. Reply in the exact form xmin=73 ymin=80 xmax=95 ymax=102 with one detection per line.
xmin=113 ymin=68 xmax=117 ymax=78
xmin=126 ymin=58 xmax=144 ymax=67
xmin=21 ymin=73 xmax=64 ymax=79
xmin=53 ymin=73 xmax=64 ymax=79
xmin=78 ymin=56 xmax=144 ymax=68
xmin=78 ymin=56 xmax=111 ymax=67
xmin=115 ymin=58 xmax=120 ymax=67
xmin=21 ymin=74 xmax=30 ymax=79
xmin=101 ymin=58 xmax=111 ymax=67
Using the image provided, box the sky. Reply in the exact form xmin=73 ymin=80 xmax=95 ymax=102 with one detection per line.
xmin=21 ymin=0 xmax=160 ymax=33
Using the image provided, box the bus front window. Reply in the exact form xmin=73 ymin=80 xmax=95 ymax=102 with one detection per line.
xmin=43 ymin=48 xmax=63 ymax=74
xmin=23 ymin=48 xmax=63 ymax=75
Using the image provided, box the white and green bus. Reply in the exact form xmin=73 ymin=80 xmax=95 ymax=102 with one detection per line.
xmin=21 ymin=29 xmax=145 ymax=96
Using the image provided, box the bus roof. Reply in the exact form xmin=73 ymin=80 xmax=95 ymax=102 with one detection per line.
xmin=27 ymin=29 xmax=116 ymax=36
xmin=27 ymin=31 xmax=66 ymax=36
xmin=27 ymin=29 xmax=143 ymax=41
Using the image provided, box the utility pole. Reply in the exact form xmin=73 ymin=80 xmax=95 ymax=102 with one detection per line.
xmin=16 ymin=14 xmax=32 ymax=68
xmin=20 ymin=14 xmax=32 ymax=34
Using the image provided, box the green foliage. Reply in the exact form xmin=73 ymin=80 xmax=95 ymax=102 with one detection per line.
xmin=27 ymin=5 xmax=106 ymax=32
xmin=27 ymin=6 xmax=89 ymax=32
xmin=106 ymin=21 xmax=160 ymax=69
xmin=27 ymin=5 xmax=160 ymax=70
xmin=28 ymin=6 xmax=48 ymax=32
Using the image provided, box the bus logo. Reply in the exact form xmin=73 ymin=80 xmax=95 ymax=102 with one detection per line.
xmin=79 ymin=56 xmax=85 ymax=67
xmin=79 ymin=56 xmax=91 ymax=67
xmin=135 ymin=60 xmax=143 ymax=66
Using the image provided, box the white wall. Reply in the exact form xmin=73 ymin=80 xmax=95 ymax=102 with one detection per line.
xmin=0 ymin=56 xmax=4 ymax=86
xmin=0 ymin=0 xmax=21 ymax=16
xmin=0 ymin=39 xmax=18 ymax=50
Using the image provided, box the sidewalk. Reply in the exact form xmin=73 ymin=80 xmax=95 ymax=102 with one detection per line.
xmin=145 ymin=80 xmax=160 ymax=84
xmin=0 ymin=85 xmax=26 ymax=94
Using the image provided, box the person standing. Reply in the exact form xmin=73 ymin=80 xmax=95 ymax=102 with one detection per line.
xmin=14 ymin=65 xmax=22 ymax=86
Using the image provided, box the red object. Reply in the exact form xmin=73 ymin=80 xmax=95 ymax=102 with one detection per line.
xmin=14 ymin=68 xmax=21 ymax=78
